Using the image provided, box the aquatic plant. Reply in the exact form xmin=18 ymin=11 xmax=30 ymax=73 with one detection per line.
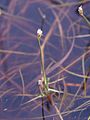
xmin=0 ymin=0 xmax=90 ymax=120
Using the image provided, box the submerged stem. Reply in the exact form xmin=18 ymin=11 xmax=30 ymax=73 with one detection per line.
xmin=42 ymin=97 xmax=45 ymax=120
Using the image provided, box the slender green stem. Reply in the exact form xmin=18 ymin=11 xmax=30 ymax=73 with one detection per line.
xmin=37 ymin=38 xmax=47 ymax=87
xmin=37 ymin=37 xmax=47 ymax=120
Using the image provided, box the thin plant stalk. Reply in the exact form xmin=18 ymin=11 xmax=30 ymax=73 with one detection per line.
xmin=37 ymin=29 xmax=47 ymax=120
xmin=82 ymin=15 xmax=90 ymax=27
xmin=42 ymin=97 xmax=45 ymax=120
xmin=37 ymin=38 xmax=47 ymax=84
xmin=82 ymin=55 xmax=86 ymax=96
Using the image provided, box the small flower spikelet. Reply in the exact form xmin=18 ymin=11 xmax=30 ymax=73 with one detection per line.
xmin=78 ymin=5 xmax=83 ymax=16
xmin=38 ymin=80 xmax=43 ymax=86
xmin=37 ymin=29 xmax=43 ymax=40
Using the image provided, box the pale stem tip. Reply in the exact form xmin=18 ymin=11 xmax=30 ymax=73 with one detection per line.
xmin=78 ymin=5 xmax=84 ymax=16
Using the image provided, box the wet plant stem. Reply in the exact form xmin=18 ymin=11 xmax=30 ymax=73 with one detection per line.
xmin=37 ymin=37 xmax=47 ymax=120
xmin=82 ymin=14 xmax=90 ymax=27
xmin=42 ymin=97 xmax=45 ymax=120
xmin=37 ymin=38 xmax=47 ymax=88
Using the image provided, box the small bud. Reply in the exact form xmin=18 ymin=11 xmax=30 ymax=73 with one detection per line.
xmin=37 ymin=29 xmax=43 ymax=35
xmin=42 ymin=15 xmax=46 ymax=19
xmin=3 ymin=108 xmax=8 ymax=111
xmin=38 ymin=79 xmax=44 ymax=89
xmin=38 ymin=80 xmax=42 ymax=86
xmin=78 ymin=5 xmax=84 ymax=16
xmin=37 ymin=28 xmax=43 ymax=40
